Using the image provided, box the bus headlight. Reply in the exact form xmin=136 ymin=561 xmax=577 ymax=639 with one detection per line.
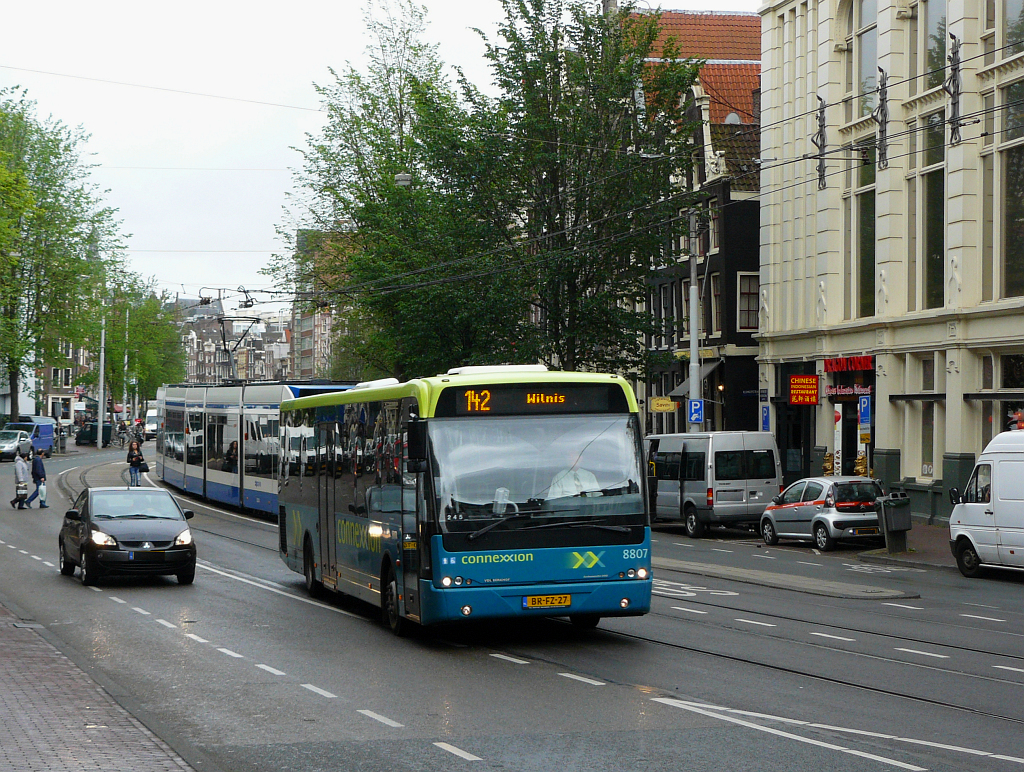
xmin=461 ymin=605 xmax=472 ymax=616
xmin=620 ymin=598 xmax=630 ymax=609
xmin=637 ymin=567 xmax=649 ymax=580
xmin=441 ymin=576 xmax=453 ymax=587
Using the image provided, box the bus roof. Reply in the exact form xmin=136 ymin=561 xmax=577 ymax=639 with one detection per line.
xmin=280 ymin=368 xmax=638 ymax=416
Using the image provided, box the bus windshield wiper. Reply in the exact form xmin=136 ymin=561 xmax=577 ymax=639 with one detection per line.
xmin=519 ymin=519 xmax=632 ymax=533
xmin=466 ymin=512 xmax=533 ymax=542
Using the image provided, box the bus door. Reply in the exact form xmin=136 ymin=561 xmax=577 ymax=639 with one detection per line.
xmin=318 ymin=424 xmax=336 ymax=586
xmin=400 ymin=401 xmax=421 ymax=620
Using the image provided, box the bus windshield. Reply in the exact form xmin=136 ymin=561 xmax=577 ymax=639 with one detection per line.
xmin=429 ymin=414 xmax=644 ymax=533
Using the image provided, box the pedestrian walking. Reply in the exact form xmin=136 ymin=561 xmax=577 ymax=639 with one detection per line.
xmin=126 ymin=441 xmax=144 ymax=487
xmin=11 ymin=452 xmax=30 ymax=509
xmin=24 ymin=449 xmax=48 ymax=508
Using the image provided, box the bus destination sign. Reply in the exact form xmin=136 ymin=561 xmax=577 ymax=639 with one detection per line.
xmin=437 ymin=383 xmax=629 ymax=417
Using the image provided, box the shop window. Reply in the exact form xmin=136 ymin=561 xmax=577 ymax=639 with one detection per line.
xmin=1002 ymin=354 xmax=1024 ymax=387
xmin=983 ymin=355 xmax=995 ymax=389
xmin=922 ymin=357 xmax=935 ymax=391
xmin=922 ymin=402 xmax=935 ymax=476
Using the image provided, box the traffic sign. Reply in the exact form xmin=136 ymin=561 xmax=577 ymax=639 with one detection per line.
xmin=688 ymin=399 xmax=704 ymax=424
xmin=761 ymin=405 xmax=770 ymax=432
xmin=858 ymin=395 xmax=871 ymax=425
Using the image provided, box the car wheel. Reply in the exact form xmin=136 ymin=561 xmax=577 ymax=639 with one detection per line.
xmin=570 ymin=614 xmax=601 ymax=629
xmin=58 ymin=540 xmax=76 ymax=576
xmin=303 ymin=538 xmax=322 ymax=597
xmin=80 ymin=550 xmax=100 ymax=586
xmin=955 ymin=540 xmax=983 ymax=578
xmin=813 ymin=522 xmax=835 ymax=552
xmin=761 ymin=518 xmax=778 ymax=546
xmin=177 ymin=564 xmax=196 ymax=585
xmin=381 ymin=565 xmax=407 ymax=636
xmin=685 ymin=507 xmax=705 ymax=539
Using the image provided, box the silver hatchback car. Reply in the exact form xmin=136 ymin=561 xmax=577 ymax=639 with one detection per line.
xmin=760 ymin=476 xmax=884 ymax=551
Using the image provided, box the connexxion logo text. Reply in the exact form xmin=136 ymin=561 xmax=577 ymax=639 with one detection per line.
xmin=459 ymin=552 xmax=534 ymax=564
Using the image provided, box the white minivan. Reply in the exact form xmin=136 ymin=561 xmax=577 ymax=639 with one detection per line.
xmin=644 ymin=431 xmax=783 ymax=538
xmin=948 ymin=430 xmax=1024 ymax=577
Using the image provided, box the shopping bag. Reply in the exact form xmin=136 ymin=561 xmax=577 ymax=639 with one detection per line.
xmin=15 ymin=482 xmax=28 ymax=501
xmin=38 ymin=482 xmax=46 ymax=504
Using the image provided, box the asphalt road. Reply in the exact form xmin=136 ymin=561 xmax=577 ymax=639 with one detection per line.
xmin=2 ymin=449 xmax=1023 ymax=772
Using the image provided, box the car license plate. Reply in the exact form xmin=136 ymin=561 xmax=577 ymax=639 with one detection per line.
xmin=522 ymin=594 xmax=571 ymax=609
xmin=128 ymin=551 xmax=134 ymax=560
xmin=853 ymin=527 xmax=879 ymax=536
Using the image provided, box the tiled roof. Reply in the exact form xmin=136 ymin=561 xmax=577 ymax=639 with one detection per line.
xmin=699 ymin=63 xmax=760 ymax=124
xmin=647 ymin=10 xmax=761 ymax=61
xmin=708 ymin=124 xmax=761 ymax=191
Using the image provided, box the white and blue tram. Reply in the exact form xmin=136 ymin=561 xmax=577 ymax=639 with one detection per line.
xmin=155 ymin=382 xmax=353 ymax=516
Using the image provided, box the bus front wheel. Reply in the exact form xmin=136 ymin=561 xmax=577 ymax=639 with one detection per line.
xmin=382 ymin=565 xmax=408 ymax=637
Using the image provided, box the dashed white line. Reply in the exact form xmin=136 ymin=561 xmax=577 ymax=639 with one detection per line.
xmin=960 ymin=614 xmax=1006 ymax=622
xmin=88 ymin=587 xmax=102 ymax=592
xmin=155 ymin=619 xmax=177 ymax=629
xmin=963 ymin=602 xmax=1001 ymax=609
xmin=811 ymin=548 xmax=821 ymax=555
xmin=358 ymin=709 xmax=404 ymax=727
xmin=711 ymin=548 xmax=733 ymax=553
xmin=672 ymin=606 xmax=709 ymax=615
xmin=30 ymin=554 xmax=41 ymax=560
xmin=18 ymin=550 xmax=27 ymax=554
xmin=434 ymin=742 xmax=481 ymax=761
xmin=0 ymin=539 xmax=5 ymax=544
xmin=42 ymin=561 xmax=53 ymax=567
xmin=217 ymin=648 xmax=244 ymax=658
xmin=7 ymin=544 xmax=16 ymax=549
xmin=256 ymin=664 xmax=286 ymax=676
xmin=197 ymin=563 xmax=363 ymax=619
xmin=132 ymin=607 xmax=150 ymax=615
xmin=109 ymin=596 xmax=127 ymax=604
xmin=185 ymin=633 xmax=209 ymax=643
xmin=883 ymin=603 xmax=923 ymax=610
xmin=752 ymin=554 xmax=776 ymax=559
xmin=810 ymin=632 xmax=857 ymax=642
xmin=673 ymin=542 xmax=694 ymax=547
xmin=736 ymin=618 xmax=776 ymax=627
xmin=994 ymin=665 xmax=1024 ymax=674
xmin=490 ymin=653 xmax=529 ymax=664
xmin=894 ymin=647 xmax=949 ymax=659
xmin=301 ymin=684 xmax=336 ymax=698
xmin=798 ymin=561 xmax=823 ymax=567
xmin=558 ymin=673 xmax=606 ymax=686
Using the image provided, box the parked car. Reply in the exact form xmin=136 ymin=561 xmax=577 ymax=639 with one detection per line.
xmin=0 ymin=429 xmax=33 ymax=460
xmin=645 ymin=431 xmax=783 ymax=537
xmin=5 ymin=417 xmax=56 ymax=457
xmin=58 ymin=487 xmax=196 ymax=585
xmin=760 ymin=476 xmax=884 ymax=551
xmin=74 ymin=421 xmax=113 ymax=447
xmin=948 ymin=430 xmax=1024 ymax=578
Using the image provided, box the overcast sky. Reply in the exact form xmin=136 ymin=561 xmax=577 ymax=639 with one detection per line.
xmin=1 ymin=0 xmax=759 ymax=315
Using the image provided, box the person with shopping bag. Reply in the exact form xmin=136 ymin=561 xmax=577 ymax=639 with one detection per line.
xmin=11 ymin=451 xmax=30 ymax=509
xmin=126 ymin=441 xmax=145 ymax=487
xmin=25 ymin=449 xmax=48 ymax=508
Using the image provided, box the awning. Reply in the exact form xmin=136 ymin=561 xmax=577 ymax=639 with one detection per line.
xmin=668 ymin=359 xmax=723 ymax=399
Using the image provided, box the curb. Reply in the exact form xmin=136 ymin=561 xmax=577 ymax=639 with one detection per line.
xmin=857 ymin=549 xmax=959 ymax=573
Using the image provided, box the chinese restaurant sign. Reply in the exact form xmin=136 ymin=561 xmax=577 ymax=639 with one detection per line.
xmin=789 ymin=375 xmax=820 ymax=405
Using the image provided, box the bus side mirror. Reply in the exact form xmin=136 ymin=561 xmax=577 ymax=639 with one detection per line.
xmin=407 ymin=420 xmax=427 ymax=462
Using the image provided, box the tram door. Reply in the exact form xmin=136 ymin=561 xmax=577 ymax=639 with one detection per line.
xmin=318 ymin=424 xmax=336 ymax=583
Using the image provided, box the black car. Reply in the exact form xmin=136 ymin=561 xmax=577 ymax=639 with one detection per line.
xmin=58 ymin=487 xmax=196 ymax=585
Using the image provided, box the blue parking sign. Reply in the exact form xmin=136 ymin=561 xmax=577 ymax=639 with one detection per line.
xmin=761 ymin=405 xmax=770 ymax=432
xmin=688 ymin=399 xmax=704 ymax=424
xmin=858 ymin=395 xmax=871 ymax=425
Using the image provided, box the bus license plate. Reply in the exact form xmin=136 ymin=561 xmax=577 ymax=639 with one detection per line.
xmin=522 ymin=594 xmax=571 ymax=609
xmin=853 ymin=527 xmax=879 ymax=535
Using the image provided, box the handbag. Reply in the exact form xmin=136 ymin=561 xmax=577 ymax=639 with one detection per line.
xmin=15 ymin=481 xmax=28 ymax=501
xmin=138 ymin=461 xmax=150 ymax=473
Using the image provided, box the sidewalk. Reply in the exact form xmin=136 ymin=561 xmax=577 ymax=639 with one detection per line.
xmin=858 ymin=520 xmax=957 ymax=572
xmin=0 ymin=601 xmax=195 ymax=772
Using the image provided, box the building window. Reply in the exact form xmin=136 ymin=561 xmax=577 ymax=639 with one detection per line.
xmin=737 ymin=274 xmax=759 ymax=330
xmin=709 ymin=199 xmax=720 ymax=252
xmin=1002 ymin=354 xmax=1024 ymax=387
xmin=858 ymin=190 xmax=876 ymax=317
xmin=922 ymin=357 xmax=935 ymax=390
xmin=983 ymin=355 xmax=995 ymax=389
xmin=904 ymin=110 xmax=947 ymax=310
xmin=681 ymin=280 xmax=690 ymax=336
xmin=922 ymin=402 xmax=935 ymax=476
xmin=923 ymin=0 xmax=946 ymax=90
xmin=1002 ymin=82 xmax=1024 ymax=297
xmin=845 ymin=0 xmax=878 ymax=118
xmin=711 ymin=273 xmax=722 ymax=335
xmin=1005 ymin=0 xmax=1024 ymax=58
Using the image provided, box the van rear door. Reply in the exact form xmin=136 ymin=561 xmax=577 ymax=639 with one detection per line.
xmin=652 ymin=436 xmax=683 ymax=519
xmin=744 ymin=436 xmax=780 ymax=516
xmin=995 ymin=460 xmax=1024 ymax=567
xmin=711 ymin=435 xmax=747 ymax=520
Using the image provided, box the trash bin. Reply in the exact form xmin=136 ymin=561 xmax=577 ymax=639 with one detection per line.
xmin=875 ymin=491 xmax=911 ymax=553
xmin=57 ymin=434 xmax=66 ymax=454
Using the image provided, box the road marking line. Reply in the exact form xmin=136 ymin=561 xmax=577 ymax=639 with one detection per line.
xmin=711 ymin=548 xmax=733 ymax=553
xmin=217 ymin=648 xmax=244 ymax=658
xmin=19 ymin=549 xmax=27 ymax=554
xmin=109 ymin=597 xmax=127 ymax=604
xmin=197 ymin=563 xmax=364 ymax=619
xmin=31 ymin=555 xmax=41 ymax=560
xmin=358 ymin=709 xmax=404 ymax=727
xmin=897 ymin=737 xmax=991 ymax=755
xmin=7 ymin=544 xmax=16 ymax=549
xmin=652 ymin=699 xmax=925 ymax=771
xmin=490 ymin=653 xmax=529 ymax=664
xmin=811 ymin=548 xmax=821 ymax=555
xmin=894 ymin=647 xmax=949 ymax=659
xmin=960 ymin=614 xmax=1006 ymax=622
xmin=43 ymin=561 xmax=53 ymax=567
xmin=185 ymin=634 xmax=209 ymax=643
xmin=992 ymin=754 xmax=1024 ymax=763
xmin=672 ymin=542 xmax=694 ymax=547
xmin=89 ymin=587 xmax=102 ymax=592
xmin=810 ymin=632 xmax=856 ymax=642
xmin=798 ymin=561 xmax=823 ymax=567
xmin=434 ymin=742 xmax=481 ymax=761
xmin=155 ymin=619 xmax=177 ymax=629
xmin=963 ymin=602 xmax=1000 ymax=609
xmin=736 ymin=618 xmax=776 ymax=627
xmin=301 ymin=684 xmax=336 ymax=698
xmin=132 ymin=607 xmax=150 ymax=615
xmin=672 ymin=606 xmax=709 ymax=615
xmin=651 ymin=539 xmax=658 ymax=543
xmin=0 ymin=539 xmax=4 ymax=544
xmin=256 ymin=664 xmax=286 ymax=676
xmin=883 ymin=603 xmax=923 ymax=610
xmin=994 ymin=665 xmax=1024 ymax=674
xmin=808 ymin=723 xmax=894 ymax=739
xmin=752 ymin=554 xmax=776 ymax=559
xmin=559 ymin=673 xmax=605 ymax=686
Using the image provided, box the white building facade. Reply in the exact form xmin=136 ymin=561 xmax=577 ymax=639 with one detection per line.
xmin=760 ymin=0 xmax=1024 ymax=519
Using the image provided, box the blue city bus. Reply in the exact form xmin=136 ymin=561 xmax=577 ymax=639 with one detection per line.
xmin=156 ymin=382 xmax=353 ymax=515
xmin=278 ymin=365 xmax=652 ymax=635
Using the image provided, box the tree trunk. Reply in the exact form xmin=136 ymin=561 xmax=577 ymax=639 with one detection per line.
xmin=7 ymin=360 xmax=18 ymax=421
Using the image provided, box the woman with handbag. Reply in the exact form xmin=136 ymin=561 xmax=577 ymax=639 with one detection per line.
xmin=11 ymin=452 xmax=30 ymax=509
xmin=126 ymin=441 xmax=145 ymax=487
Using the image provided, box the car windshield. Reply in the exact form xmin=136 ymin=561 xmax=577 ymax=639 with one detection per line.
xmin=91 ymin=490 xmax=184 ymax=520
xmin=428 ymin=414 xmax=644 ymax=533
xmin=834 ymin=481 xmax=884 ymax=503
xmin=0 ymin=431 xmax=19 ymax=441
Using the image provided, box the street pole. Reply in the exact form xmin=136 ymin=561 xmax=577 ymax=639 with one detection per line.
xmin=122 ymin=304 xmax=129 ymax=422
xmin=688 ymin=251 xmax=699 ymax=433
xmin=97 ymin=315 xmax=106 ymax=449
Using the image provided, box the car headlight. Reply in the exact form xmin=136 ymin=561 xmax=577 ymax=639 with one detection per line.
xmin=173 ymin=529 xmax=193 ymax=546
xmin=90 ymin=530 xmax=117 ymax=547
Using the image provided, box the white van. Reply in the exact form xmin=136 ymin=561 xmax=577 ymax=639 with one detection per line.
xmin=645 ymin=431 xmax=783 ymax=538
xmin=144 ymin=408 xmax=159 ymax=441
xmin=948 ymin=430 xmax=1024 ymax=577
